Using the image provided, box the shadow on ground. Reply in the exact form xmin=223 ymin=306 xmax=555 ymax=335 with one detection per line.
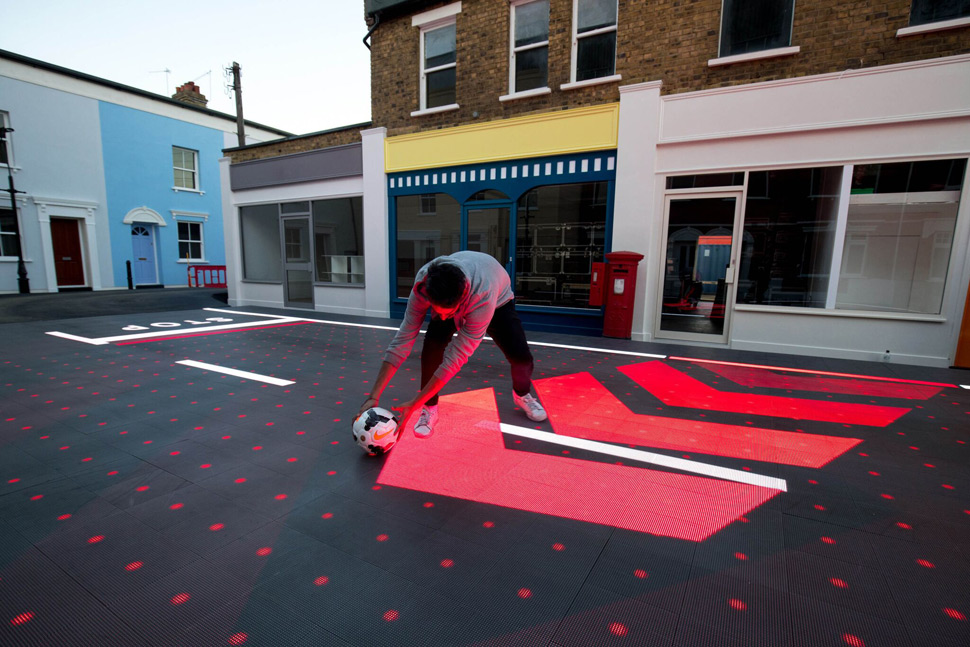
xmin=0 ymin=288 xmax=229 ymax=323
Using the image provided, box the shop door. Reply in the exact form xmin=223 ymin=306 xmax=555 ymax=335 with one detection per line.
xmin=281 ymin=216 xmax=314 ymax=309
xmin=131 ymin=225 xmax=158 ymax=285
xmin=656 ymin=193 xmax=742 ymax=343
xmin=464 ymin=204 xmax=511 ymax=274
xmin=51 ymin=217 xmax=85 ymax=287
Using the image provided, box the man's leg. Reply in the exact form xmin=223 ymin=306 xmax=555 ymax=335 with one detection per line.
xmin=421 ymin=315 xmax=457 ymax=407
xmin=487 ymin=301 xmax=546 ymax=421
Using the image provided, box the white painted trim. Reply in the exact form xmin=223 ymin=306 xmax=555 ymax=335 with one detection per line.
xmin=825 ymin=165 xmax=853 ymax=309
xmin=708 ymin=46 xmax=800 ymax=68
xmin=31 ymin=196 xmax=99 ymax=210
xmin=499 ymin=423 xmax=788 ymax=491
xmin=171 ymin=210 xmax=210 ymax=221
xmin=499 ymin=87 xmax=552 ymax=102
xmin=411 ymin=103 xmax=460 ymax=117
xmin=412 ymin=1 xmax=461 ymax=27
xmin=619 ymin=79 xmax=663 ymax=94
xmin=733 ymin=304 xmax=947 ymax=322
xmin=897 ymin=16 xmax=970 ymax=37
xmin=176 ymin=360 xmax=295 ymax=386
xmin=172 ymin=187 xmax=205 ymax=195
xmin=560 ymin=74 xmax=622 ymax=91
xmin=123 ymin=206 xmax=167 ymax=226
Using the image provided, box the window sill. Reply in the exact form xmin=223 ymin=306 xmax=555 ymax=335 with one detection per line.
xmin=172 ymin=187 xmax=205 ymax=195
xmin=411 ymin=103 xmax=460 ymax=117
xmin=560 ymin=74 xmax=622 ymax=91
xmin=499 ymin=87 xmax=552 ymax=102
xmin=897 ymin=16 xmax=970 ymax=37
xmin=733 ymin=303 xmax=946 ymax=323
xmin=177 ymin=259 xmax=207 ymax=264
xmin=708 ymin=46 xmax=800 ymax=67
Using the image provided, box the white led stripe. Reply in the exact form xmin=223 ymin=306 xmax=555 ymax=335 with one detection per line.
xmin=499 ymin=423 xmax=788 ymax=491
xmin=45 ymin=331 xmax=110 ymax=346
xmin=522 ymin=340 xmax=665 ymax=358
xmin=175 ymin=360 xmax=295 ymax=386
xmin=46 ymin=316 xmax=305 ymax=345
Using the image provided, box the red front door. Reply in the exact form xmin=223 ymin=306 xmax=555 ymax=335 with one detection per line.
xmin=50 ymin=218 xmax=85 ymax=287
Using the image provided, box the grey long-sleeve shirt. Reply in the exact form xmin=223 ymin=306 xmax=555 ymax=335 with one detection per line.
xmin=383 ymin=251 xmax=514 ymax=383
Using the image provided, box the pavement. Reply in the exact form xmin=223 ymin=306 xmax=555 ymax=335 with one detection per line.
xmin=1 ymin=295 xmax=969 ymax=646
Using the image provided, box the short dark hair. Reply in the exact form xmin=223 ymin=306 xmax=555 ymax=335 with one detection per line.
xmin=425 ymin=261 xmax=466 ymax=308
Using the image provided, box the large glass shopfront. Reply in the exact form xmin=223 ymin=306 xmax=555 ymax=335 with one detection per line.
xmin=389 ymin=152 xmax=616 ymax=331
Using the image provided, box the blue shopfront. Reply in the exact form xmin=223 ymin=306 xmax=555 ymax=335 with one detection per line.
xmin=387 ymin=150 xmax=617 ymax=335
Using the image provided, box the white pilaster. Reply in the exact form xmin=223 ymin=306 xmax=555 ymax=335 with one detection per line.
xmin=361 ymin=127 xmax=390 ymax=318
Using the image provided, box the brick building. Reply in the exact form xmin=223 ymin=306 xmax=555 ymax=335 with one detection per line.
xmin=222 ymin=0 xmax=970 ymax=367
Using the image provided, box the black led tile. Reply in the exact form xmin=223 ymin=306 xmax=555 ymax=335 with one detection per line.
xmin=680 ymin=568 xmax=794 ymax=646
xmin=438 ymin=501 xmax=538 ymax=553
xmin=553 ymin=583 xmax=678 ymax=647
xmin=283 ymin=489 xmax=380 ymax=545
xmin=584 ymin=535 xmax=692 ymax=613
xmin=691 ymin=541 xmax=789 ymax=593
xmin=782 ymin=515 xmax=881 ymax=568
xmin=386 ymin=529 xmax=504 ymax=598
xmin=326 ymin=506 xmax=437 ymax=570
xmin=789 ymin=593 xmax=913 ymax=647
xmin=202 ymin=522 xmax=326 ymax=585
xmin=786 ymin=550 xmax=900 ymax=621
xmin=504 ymin=515 xmax=611 ymax=579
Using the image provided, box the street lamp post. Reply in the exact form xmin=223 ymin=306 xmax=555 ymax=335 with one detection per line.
xmin=1 ymin=127 xmax=29 ymax=294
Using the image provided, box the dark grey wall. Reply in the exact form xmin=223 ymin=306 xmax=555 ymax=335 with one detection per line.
xmin=229 ymin=143 xmax=363 ymax=190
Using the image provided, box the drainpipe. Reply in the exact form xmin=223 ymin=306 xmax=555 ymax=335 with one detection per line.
xmin=363 ymin=12 xmax=380 ymax=50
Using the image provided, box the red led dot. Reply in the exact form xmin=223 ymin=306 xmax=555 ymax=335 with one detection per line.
xmin=842 ymin=633 xmax=864 ymax=647
xmin=609 ymin=621 xmax=629 ymax=637
xmin=314 ymin=576 xmax=329 ymax=586
xmin=728 ymin=598 xmax=746 ymax=611
xmin=423 ymin=502 xmax=435 ymax=508
xmin=371 ymin=485 xmax=382 ymax=491
xmin=200 ymin=464 xmax=212 ymax=469
xmin=517 ymin=588 xmax=533 ymax=599
xmin=57 ymin=514 xmax=71 ymax=521
xmin=321 ymin=512 xmax=334 ymax=519
xmin=916 ymin=559 xmax=935 ymax=568
xmin=376 ymin=534 xmax=389 ymax=542
xmin=170 ymin=451 xmax=181 ymax=456
xmin=107 ymin=470 xmax=119 ymax=476
xmin=136 ymin=486 xmax=150 ymax=492
xmin=170 ymin=503 xmax=184 ymax=510
xmin=125 ymin=561 xmax=143 ymax=571
xmin=88 ymin=535 xmax=104 ymax=544
xmin=234 ymin=478 xmax=247 ymax=484
xmin=440 ymin=559 xmax=454 ymax=568
xmin=210 ymin=523 xmax=225 ymax=531
xmin=10 ymin=611 xmax=34 ymax=626
xmin=7 ymin=478 xmax=20 ymax=484
xmin=327 ymin=471 xmax=336 ymax=476
xmin=483 ymin=521 xmax=494 ymax=528
xmin=943 ymin=608 xmax=966 ymax=621
xmin=896 ymin=522 xmax=912 ymax=529
xmin=880 ymin=493 xmax=894 ymax=500
xmin=634 ymin=569 xmax=647 ymax=579
xmin=734 ymin=552 xmax=748 ymax=561
xmin=274 ymin=494 xmax=288 ymax=500
xmin=256 ymin=547 xmax=272 ymax=556
xmin=552 ymin=543 xmax=565 ymax=552
xmin=942 ymin=484 xmax=954 ymax=490
xmin=171 ymin=593 xmax=190 ymax=605
xmin=30 ymin=495 xmax=43 ymax=501
xmin=228 ymin=632 xmax=248 ymax=645
xmin=287 ymin=457 xmax=298 ymax=463
xmin=830 ymin=578 xmax=848 ymax=589
xmin=383 ymin=609 xmax=399 ymax=622
xmin=814 ymin=504 xmax=826 ymax=511
xmin=252 ymin=446 xmax=262 ymax=451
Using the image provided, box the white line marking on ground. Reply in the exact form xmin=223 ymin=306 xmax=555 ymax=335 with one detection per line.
xmin=175 ymin=360 xmax=295 ymax=386
xmin=44 ymin=331 xmax=110 ymax=345
xmin=46 ymin=317 xmax=303 ymax=345
xmin=499 ymin=423 xmax=788 ymax=491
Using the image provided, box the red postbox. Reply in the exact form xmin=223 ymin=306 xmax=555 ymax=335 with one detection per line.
xmin=602 ymin=251 xmax=644 ymax=339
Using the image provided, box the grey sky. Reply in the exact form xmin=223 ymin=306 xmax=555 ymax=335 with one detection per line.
xmin=4 ymin=0 xmax=374 ymax=135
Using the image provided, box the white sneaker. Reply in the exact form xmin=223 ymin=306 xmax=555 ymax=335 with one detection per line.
xmin=513 ymin=392 xmax=547 ymax=422
xmin=413 ymin=405 xmax=439 ymax=438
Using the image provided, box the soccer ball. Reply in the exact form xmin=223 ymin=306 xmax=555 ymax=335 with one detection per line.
xmin=353 ymin=407 xmax=401 ymax=455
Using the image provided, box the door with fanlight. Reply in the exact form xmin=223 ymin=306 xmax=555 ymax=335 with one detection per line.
xmin=656 ymin=192 xmax=743 ymax=343
xmin=131 ymin=225 xmax=158 ymax=285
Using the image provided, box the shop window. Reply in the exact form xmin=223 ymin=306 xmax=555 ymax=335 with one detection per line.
xmin=172 ymin=146 xmax=198 ymax=190
xmin=572 ymin=0 xmax=618 ymax=82
xmin=240 ymin=204 xmax=282 ymax=282
xmin=0 ymin=112 xmax=11 ymax=166
xmin=666 ymin=172 xmax=745 ymax=190
xmin=909 ymin=0 xmax=970 ymax=25
xmin=736 ymin=167 xmax=842 ymax=307
xmin=177 ymin=221 xmax=204 ymax=261
xmin=396 ymin=193 xmax=461 ymax=298
xmin=511 ymin=0 xmax=550 ymax=94
xmin=516 ymin=181 xmax=608 ymax=308
xmin=837 ymin=159 xmax=966 ymax=315
xmin=313 ymin=197 xmax=364 ymax=284
xmin=718 ymin=0 xmax=795 ymax=57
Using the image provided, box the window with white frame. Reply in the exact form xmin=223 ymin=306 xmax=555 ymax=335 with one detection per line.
xmin=511 ymin=0 xmax=550 ymax=94
xmin=177 ymin=221 xmax=204 ymax=261
xmin=418 ymin=12 xmax=458 ymax=111
xmin=172 ymin=146 xmax=198 ymax=190
xmin=572 ymin=0 xmax=618 ymax=83
xmin=0 ymin=112 xmax=11 ymax=166
xmin=1 ymin=208 xmax=18 ymax=257
xmin=718 ymin=0 xmax=795 ymax=58
xmin=909 ymin=0 xmax=970 ymax=25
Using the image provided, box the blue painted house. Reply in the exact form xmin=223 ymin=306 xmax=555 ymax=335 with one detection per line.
xmin=0 ymin=50 xmax=289 ymax=293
